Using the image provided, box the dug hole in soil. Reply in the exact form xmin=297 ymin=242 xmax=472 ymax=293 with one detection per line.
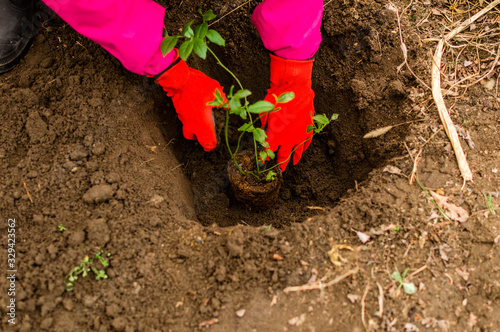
xmin=1 ymin=0 xmax=499 ymax=331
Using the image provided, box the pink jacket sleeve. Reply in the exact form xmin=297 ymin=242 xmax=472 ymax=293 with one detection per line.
xmin=41 ymin=0 xmax=176 ymax=76
xmin=251 ymin=0 xmax=323 ymax=60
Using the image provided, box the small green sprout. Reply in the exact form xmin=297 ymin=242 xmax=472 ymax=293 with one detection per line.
xmin=58 ymin=224 xmax=68 ymax=232
xmin=64 ymin=250 xmax=110 ymax=291
xmin=391 ymin=268 xmax=416 ymax=295
xmin=263 ymin=224 xmax=273 ymax=232
xmin=266 ymin=171 xmax=277 ymax=182
xmin=484 ymin=193 xmax=496 ymax=215
xmin=393 ymin=226 xmax=401 ymax=232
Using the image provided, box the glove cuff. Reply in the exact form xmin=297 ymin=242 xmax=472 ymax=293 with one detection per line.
xmin=155 ymin=49 xmax=190 ymax=93
xmin=269 ymin=53 xmax=314 ymax=86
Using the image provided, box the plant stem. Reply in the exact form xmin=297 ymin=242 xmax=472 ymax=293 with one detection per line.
xmin=207 ymin=46 xmax=261 ymax=174
xmin=225 ymin=107 xmax=244 ymax=175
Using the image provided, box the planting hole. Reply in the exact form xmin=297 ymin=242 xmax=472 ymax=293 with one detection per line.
xmin=156 ymin=4 xmax=409 ymax=227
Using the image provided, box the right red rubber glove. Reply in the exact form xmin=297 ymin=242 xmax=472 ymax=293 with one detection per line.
xmin=155 ymin=50 xmax=225 ymax=151
xmin=260 ymin=54 xmax=315 ymax=172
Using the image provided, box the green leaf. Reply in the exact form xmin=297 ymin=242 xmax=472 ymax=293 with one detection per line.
xmin=207 ymin=101 xmax=220 ymax=107
xmin=193 ymin=38 xmax=207 ymax=59
xmin=194 ymin=22 xmax=209 ymax=39
xmin=259 ymin=151 xmax=267 ymax=162
xmin=253 ymin=128 xmax=267 ymax=143
xmin=266 ymin=149 xmax=275 ymax=160
xmin=331 ymin=113 xmax=339 ymax=121
xmin=234 ymin=89 xmax=252 ymax=99
xmin=307 ymin=125 xmax=314 ymax=133
xmin=178 ymin=40 xmax=194 ymax=60
xmin=162 ymin=27 xmax=168 ymax=38
xmin=207 ymin=89 xmax=224 ymax=107
xmin=391 ymin=271 xmax=403 ymax=283
xmin=229 ymin=98 xmax=242 ymax=111
xmin=403 ymin=282 xmax=416 ymax=294
xmin=402 ymin=267 xmax=410 ymax=279
xmin=247 ymin=100 xmax=274 ymax=114
xmin=277 ymin=92 xmax=295 ymax=103
xmin=266 ymin=171 xmax=277 ymax=182
xmin=203 ymin=9 xmax=217 ymax=22
xmin=207 ymin=29 xmax=225 ymax=46
xmin=160 ymin=36 xmax=179 ymax=56
xmin=182 ymin=20 xmax=195 ymax=38
xmin=313 ymin=114 xmax=330 ymax=125
xmin=238 ymin=123 xmax=254 ymax=132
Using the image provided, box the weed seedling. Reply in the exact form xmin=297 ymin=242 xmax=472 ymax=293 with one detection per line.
xmin=64 ymin=250 xmax=110 ymax=291
xmin=262 ymin=224 xmax=273 ymax=232
xmin=484 ymin=193 xmax=496 ymax=215
xmin=58 ymin=224 xmax=68 ymax=232
xmin=391 ymin=267 xmax=416 ymax=295
xmin=162 ymin=9 xmax=337 ymax=180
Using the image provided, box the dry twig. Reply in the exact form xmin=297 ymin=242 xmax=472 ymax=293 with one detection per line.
xmin=209 ymin=0 xmax=251 ymax=26
xmin=361 ymin=282 xmax=370 ymax=332
xmin=23 ymin=182 xmax=33 ymax=204
xmin=431 ymin=0 xmax=500 ymax=182
xmin=283 ymin=267 xmax=359 ymax=293
xmin=376 ymin=282 xmax=384 ymax=318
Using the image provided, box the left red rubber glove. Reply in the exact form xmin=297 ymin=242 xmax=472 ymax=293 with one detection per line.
xmin=155 ymin=51 xmax=225 ymax=151
xmin=260 ymin=54 xmax=315 ymax=172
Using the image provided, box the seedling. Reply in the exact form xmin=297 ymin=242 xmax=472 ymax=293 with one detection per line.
xmin=484 ymin=193 xmax=496 ymax=215
xmin=391 ymin=268 xmax=416 ymax=295
xmin=262 ymin=224 xmax=273 ymax=232
xmin=58 ymin=224 xmax=68 ymax=232
xmin=162 ymin=10 xmax=337 ymax=180
xmin=64 ymin=250 xmax=110 ymax=291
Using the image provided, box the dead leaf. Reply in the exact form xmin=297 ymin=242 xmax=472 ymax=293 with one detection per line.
xmin=430 ymin=191 xmax=469 ymax=222
xmin=455 ymin=267 xmax=469 ymax=281
xmin=357 ymin=231 xmax=371 ymax=243
xmin=419 ymin=231 xmax=428 ymax=248
xmin=363 ymin=126 xmax=393 ymax=138
xmin=439 ymin=244 xmax=451 ymax=262
xmin=347 ymin=294 xmax=359 ymax=303
xmin=383 ymin=165 xmax=402 ymax=175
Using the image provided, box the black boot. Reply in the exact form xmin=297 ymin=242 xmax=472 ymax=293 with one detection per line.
xmin=0 ymin=0 xmax=36 ymax=73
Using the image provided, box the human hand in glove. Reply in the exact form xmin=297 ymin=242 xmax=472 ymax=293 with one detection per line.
xmin=260 ymin=54 xmax=315 ymax=172
xmin=155 ymin=50 xmax=225 ymax=151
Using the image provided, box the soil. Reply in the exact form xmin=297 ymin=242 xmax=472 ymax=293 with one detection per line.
xmin=227 ymin=150 xmax=283 ymax=211
xmin=1 ymin=0 xmax=499 ymax=331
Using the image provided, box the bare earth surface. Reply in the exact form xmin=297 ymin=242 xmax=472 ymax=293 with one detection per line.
xmin=1 ymin=0 xmax=499 ymax=331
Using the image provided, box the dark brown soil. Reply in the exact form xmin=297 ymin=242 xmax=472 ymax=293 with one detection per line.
xmin=1 ymin=0 xmax=499 ymax=331
xmin=227 ymin=150 xmax=283 ymax=210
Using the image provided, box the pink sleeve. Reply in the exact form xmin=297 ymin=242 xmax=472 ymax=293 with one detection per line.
xmin=41 ymin=0 xmax=176 ymax=76
xmin=251 ymin=0 xmax=323 ymax=60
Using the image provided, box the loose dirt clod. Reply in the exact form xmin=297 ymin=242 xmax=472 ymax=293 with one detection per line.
xmin=82 ymin=184 xmax=116 ymax=204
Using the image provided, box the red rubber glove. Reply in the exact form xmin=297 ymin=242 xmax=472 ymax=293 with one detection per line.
xmin=260 ymin=54 xmax=315 ymax=172
xmin=155 ymin=51 xmax=225 ymax=151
